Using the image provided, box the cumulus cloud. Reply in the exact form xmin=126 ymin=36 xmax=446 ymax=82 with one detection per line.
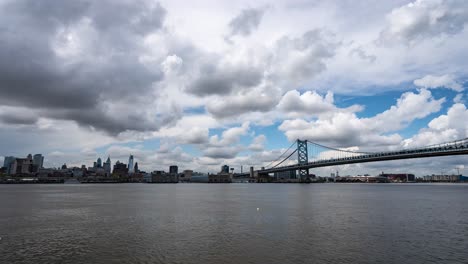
xmin=210 ymin=122 xmax=250 ymax=146
xmin=186 ymin=63 xmax=263 ymax=97
xmin=403 ymin=103 xmax=468 ymax=147
xmin=203 ymin=146 xmax=243 ymax=159
xmin=363 ymin=88 xmax=445 ymax=132
xmin=279 ymin=114 xmax=403 ymax=148
xmin=248 ymin=135 xmax=266 ymax=152
xmin=0 ymin=106 xmax=39 ymax=125
xmin=414 ymin=74 xmax=463 ymax=91
xmin=279 ymin=89 xmax=444 ymax=148
xmin=227 ymin=7 xmax=266 ymax=37
xmin=206 ymin=85 xmax=280 ymax=118
xmin=277 ymin=90 xmax=363 ymax=118
xmin=198 ymin=122 xmax=250 ymax=159
xmin=161 ymin=54 xmax=183 ymax=75
xmin=181 ymin=127 xmax=209 ymax=145
xmin=270 ymin=29 xmax=339 ymax=87
xmin=349 ymin=47 xmax=377 ymax=63
xmin=380 ymin=0 xmax=468 ymax=44
xmin=0 ymin=0 xmax=172 ymax=135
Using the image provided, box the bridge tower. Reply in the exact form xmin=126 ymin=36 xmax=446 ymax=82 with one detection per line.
xmin=297 ymin=139 xmax=309 ymax=181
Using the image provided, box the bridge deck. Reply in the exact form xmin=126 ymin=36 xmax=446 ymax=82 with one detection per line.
xmin=259 ymin=146 xmax=468 ymax=174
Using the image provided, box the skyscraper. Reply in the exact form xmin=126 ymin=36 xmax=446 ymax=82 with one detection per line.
xmin=33 ymin=154 xmax=44 ymax=169
xmin=169 ymin=165 xmax=178 ymax=175
xmin=134 ymin=162 xmax=139 ymax=173
xmin=97 ymin=157 xmax=102 ymax=168
xmin=103 ymin=156 xmax=111 ymax=174
xmin=3 ymin=156 xmax=16 ymax=175
xmin=128 ymin=155 xmax=134 ymax=174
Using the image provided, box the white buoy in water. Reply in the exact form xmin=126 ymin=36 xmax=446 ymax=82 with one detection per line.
xmin=257 ymin=208 xmax=260 ymax=211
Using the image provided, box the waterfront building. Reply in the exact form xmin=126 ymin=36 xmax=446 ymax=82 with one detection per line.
xmin=169 ymin=165 xmax=178 ymax=175
xmin=32 ymin=154 xmax=44 ymax=169
xmin=72 ymin=167 xmax=84 ymax=177
xmin=274 ymin=170 xmax=297 ymax=181
xmin=208 ymin=172 xmax=232 ymax=183
xmin=379 ymin=173 xmax=415 ymax=182
xmin=3 ymin=156 xmax=16 ymax=175
xmin=180 ymin=170 xmax=193 ymax=182
xmin=9 ymin=155 xmax=34 ymax=175
xmin=113 ymin=161 xmax=129 ymax=177
xmin=147 ymin=170 xmax=178 ymax=183
xmin=221 ymin=165 xmax=229 ymax=173
xmin=422 ymin=174 xmax=468 ymax=182
xmin=128 ymin=155 xmax=134 ymax=174
xmin=191 ymin=173 xmax=209 ymax=183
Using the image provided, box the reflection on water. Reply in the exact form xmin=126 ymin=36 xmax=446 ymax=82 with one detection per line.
xmin=1 ymin=183 xmax=467 ymax=264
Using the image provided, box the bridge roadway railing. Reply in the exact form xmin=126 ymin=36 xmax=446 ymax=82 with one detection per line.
xmin=259 ymin=143 xmax=468 ymax=174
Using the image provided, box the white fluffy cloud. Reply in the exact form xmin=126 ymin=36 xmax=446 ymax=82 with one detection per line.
xmin=380 ymin=0 xmax=468 ymax=44
xmin=403 ymin=103 xmax=468 ymax=147
xmin=279 ymin=89 xmax=444 ymax=148
xmin=414 ymin=74 xmax=463 ymax=91
xmin=277 ymin=90 xmax=364 ymax=118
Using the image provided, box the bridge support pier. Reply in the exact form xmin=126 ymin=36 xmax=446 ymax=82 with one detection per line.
xmin=297 ymin=139 xmax=310 ymax=183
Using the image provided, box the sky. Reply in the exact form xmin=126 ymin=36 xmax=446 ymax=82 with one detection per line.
xmin=0 ymin=0 xmax=467 ymax=176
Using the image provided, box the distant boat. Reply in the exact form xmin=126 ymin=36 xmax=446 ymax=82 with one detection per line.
xmin=64 ymin=178 xmax=80 ymax=184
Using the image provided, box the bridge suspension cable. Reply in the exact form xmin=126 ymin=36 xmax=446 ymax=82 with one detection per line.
xmin=271 ymin=149 xmax=298 ymax=169
xmin=264 ymin=141 xmax=297 ymax=169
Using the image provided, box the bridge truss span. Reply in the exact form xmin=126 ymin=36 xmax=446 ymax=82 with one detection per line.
xmin=259 ymin=138 xmax=468 ymax=175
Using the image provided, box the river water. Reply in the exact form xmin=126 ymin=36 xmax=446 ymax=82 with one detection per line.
xmin=0 ymin=183 xmax=467 ymax=264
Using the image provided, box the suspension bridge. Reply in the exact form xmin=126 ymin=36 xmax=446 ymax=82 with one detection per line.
xmin=239 ymin=137 xmax=468 ymax=181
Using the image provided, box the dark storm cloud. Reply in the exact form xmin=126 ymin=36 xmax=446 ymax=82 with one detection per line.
xmin=44 ymin=106 xmax=181 ymax=136
xmin=0 ymin=0 xmax=169 ymax=134
xmin=228 ymin=7 xmax=266 ymax=37
xmin=0 ymin=111 xmax=38 ymax=125
xmin=186 ymin=64 xmax=263 ymax=96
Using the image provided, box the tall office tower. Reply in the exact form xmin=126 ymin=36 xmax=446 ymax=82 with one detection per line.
xmin=33 ymin=154 xmax=44 ymax=169
xmin=169 ymin=165 xmax=178 ymax=175
xmin=3 ymin=156 xmax=16 ymax=175
xmin=103 ymin=156 xmax=111 ymax=174
xmin=128 ymin=155 xmax=134 ymax=173
xmin=134 ymin=162 xmax=139 ymax=173
xmin=104 ymin=157 xmax=111 ymax=173
xmin=97 ymin=157 xmax=102 ymax=168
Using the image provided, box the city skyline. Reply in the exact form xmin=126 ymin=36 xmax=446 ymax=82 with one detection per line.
xmin=0 ymin=0 xmax=467 ymax=175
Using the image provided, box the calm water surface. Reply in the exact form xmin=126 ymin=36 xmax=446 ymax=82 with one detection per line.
xmin=0 ymin=183 xmax=467 ymax=264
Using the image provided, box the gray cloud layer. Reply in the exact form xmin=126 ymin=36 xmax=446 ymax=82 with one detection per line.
xmin=186 ymin=63 xmax=263 ymax=96
xmin=0 ymin=0 xmax=172 ymax=135
xmin=228 ymin=7 xmax=266 ymax=37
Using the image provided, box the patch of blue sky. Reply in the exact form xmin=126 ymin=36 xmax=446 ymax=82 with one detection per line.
xmin=179 ymin=144 xmax=201 ymax=156
xmin=335 ymin=90 xmax=407 ymax=118
xmin=183 ymin=106 xmax=206 ymax=114
xmin=251 ymin=122 xmax=291 ymax=149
